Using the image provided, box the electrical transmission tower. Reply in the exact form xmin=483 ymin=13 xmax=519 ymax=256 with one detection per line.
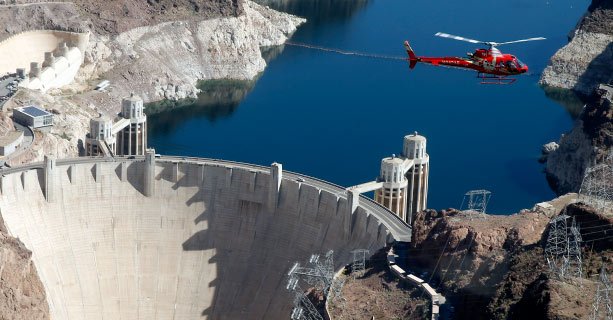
xmin=591 ymin=265 xmax=612 ymax=320
xmin=287 ymin=277 xmax=323 ymax=320
xmin=287 ymin=250 xmax=342 ymax=319
xmin=579 ymin=154 xmax=613 ymax=215
xmin=461 ymin=190 xmax=492 ymax=219
xmin=545 ymin=213 xmax=583 ymax=280
xmin=351 ymin=249 xmax=369 ymax=277
xmin=546 ymin=214 xmax=569 ymax=277
xmin=567 ymin=217 xmax=583 ymax=279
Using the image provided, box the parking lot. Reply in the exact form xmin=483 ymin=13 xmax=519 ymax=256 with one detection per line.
xmin=0 ymin=73 xmax=20 ymax=107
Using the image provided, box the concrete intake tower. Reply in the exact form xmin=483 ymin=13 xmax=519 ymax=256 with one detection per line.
xmin=0 ymin=153 xmax=411 ymax=319
xmin=349 ymin=132 xmax=429 ymax=225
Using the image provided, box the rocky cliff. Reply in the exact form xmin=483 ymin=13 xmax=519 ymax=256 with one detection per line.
xmin=0 ymin=216 xmax=48 ymax=320
xmin=409 ymin=197 xmax=612 ymax=320
xmin=539 ymin=0 xmax=613 ymax=95
xmin=544 ymin=84 xmax=612 ymax=194
xmin=539 ymin=0 xmax=613 ymax=195
xmin=83 ymin=0 xmax=305 ymax=109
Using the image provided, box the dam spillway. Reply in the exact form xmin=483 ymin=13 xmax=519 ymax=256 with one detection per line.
xmin=0 ymin=155 xmax=411 ymax=319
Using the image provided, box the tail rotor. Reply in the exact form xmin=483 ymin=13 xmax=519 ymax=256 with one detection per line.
xmin=404 ymin=41 xmax=418 ymax=69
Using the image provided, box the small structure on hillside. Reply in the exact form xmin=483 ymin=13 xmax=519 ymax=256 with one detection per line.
xmin=13 ymin=105 xmax=53 ymax=128
xmin=85 ymin=93 xmax=147 ymax=157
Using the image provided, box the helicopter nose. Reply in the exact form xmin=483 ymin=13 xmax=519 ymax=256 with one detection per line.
xmin=522 ymin=65 xmax=529 ymax=73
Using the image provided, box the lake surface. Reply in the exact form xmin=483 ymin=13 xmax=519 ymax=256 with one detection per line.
xmin=149 ymin=0 xmax=589 ymax=214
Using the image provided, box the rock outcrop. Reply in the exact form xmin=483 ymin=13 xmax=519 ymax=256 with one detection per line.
xmin=544 ymin=84 xmax=613 ymax=194
xmin=87 ymin=0 xmax=305 ymax=108
xmin=409 ymin=206 xmax=554 ymax=319
xmin=539 ymin=0 xmax=613 ymax=95
xmin=0 ymin=216 xmax=48 ymax=320
xmin=409 ymin=197 xmax=611 ymax=319
xmin=0 ymin=3 xmax=88 ymax=40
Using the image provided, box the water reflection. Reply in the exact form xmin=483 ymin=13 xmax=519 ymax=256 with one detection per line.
xmin=254 ymin=0 xmax=370 ymax=22
xmin=542 ymin=85 xmax=587 ymax=119
xmin=148 ymin=0 xmax=372 ymax=137
xmin=147 ymin=79 xmax=256 ymax=135
xmin=261 ymin=45 xmax=286 ymax=63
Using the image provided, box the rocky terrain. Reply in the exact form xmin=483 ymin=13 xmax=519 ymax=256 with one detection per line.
xmin=543 ymin=84 xmax=612 ymax=194
xmin=0 ymin=0 xmax=304 ymax=163
xmin=327 ymin=249 xmax=430 ymax=320
xmin=73 ymin=0 xmax=244 ymax=35
xmin=85 ymin=0 xmax=305 ymax=107
xmin=407 ymin=196 xmax=613 ymax=320
xmin=0 ymin=0 xmax=243 ymax=38
xmin=0 ymin=216 xmax=48 ymax=320
xmin=539 ymin=0 xmax=613 ymax=96
xmin=0 ymin=2 xmax=87 ymax=39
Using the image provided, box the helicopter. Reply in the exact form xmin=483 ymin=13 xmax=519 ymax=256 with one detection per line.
xmin=404 ymin=32 xmax=545 ymax=84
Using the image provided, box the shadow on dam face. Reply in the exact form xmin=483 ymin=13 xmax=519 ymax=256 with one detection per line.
xmin=0 ymin=158 xmax=400 ymax=319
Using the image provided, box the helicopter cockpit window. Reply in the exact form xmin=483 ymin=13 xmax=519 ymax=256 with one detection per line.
xmin=516 ymin=59 xmax=526 ymax=67
xmin=506 ymin=60 xmax=518 ymax=69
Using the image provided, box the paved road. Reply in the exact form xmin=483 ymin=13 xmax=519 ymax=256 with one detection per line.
xmin=0 ymin=155 xmax=413 ymax=242
xmin=3 ymin=122 xmax=34 ymax=163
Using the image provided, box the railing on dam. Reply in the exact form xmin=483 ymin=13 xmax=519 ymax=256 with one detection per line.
xmin=0 ymin=154 xmax=412 ymax=242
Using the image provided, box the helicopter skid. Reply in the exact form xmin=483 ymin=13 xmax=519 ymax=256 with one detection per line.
xmin=477 ymin=72 xmax=516 ymax=85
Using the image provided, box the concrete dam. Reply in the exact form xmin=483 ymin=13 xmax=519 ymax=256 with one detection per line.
xmin=0 ymin=154 xmax=411 ymax=319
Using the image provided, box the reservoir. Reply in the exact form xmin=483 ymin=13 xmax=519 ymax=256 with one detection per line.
xmin=148 ymin=0 xmax=589 ymax=213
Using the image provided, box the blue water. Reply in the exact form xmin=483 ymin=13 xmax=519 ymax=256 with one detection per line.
xmin=149 ymin=0 xmax=589 ymax=214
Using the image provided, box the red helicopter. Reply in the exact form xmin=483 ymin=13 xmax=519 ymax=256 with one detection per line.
xmin=404 ymin=32 xmax=545 ymax=84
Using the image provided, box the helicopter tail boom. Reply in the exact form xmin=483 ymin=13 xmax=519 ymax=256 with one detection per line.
xmin=404 ymin=40 xmax=418 ymax=69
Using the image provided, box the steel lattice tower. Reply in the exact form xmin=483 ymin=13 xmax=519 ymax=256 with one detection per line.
xmin=287 ymin=277 xmax=323 ymax=320
xmin=545 ymin=214 xmax=583 ymax=280
xmin=567 ymin=217 xmax=583 ymax=279
xmin=351 ymin=249 xmax=369 ymax=277
xmin=545 ymin=214 xmax=570 ymax=278
xmin=579 ymin=153 xmax=613 ymax=215
xmin=287 ymin=250 xmax=341 ymax=319
xmin=591 ymin=265 xmax=612 ymax=320
xmin=461 ymin=190 xmax=491 ymax=219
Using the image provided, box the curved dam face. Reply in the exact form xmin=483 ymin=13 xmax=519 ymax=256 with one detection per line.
xmin=0 ymin=156 xmax=410 ymax=319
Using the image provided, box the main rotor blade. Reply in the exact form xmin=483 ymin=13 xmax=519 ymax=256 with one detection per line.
xmin=435 ymin=32 xmax=483 ymax=44
xmin=494 ymin=37 xmax=546 ymax=46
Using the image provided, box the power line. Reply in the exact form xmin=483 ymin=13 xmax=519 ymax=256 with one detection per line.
xmin=285 ymin=42 xmax=408 ymax=61
xmin=584 ymin=234 xmax=613 ymax=243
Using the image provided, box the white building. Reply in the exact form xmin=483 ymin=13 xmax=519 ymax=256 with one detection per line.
xmin=13 ymin=105 xmax=53 ymax=128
